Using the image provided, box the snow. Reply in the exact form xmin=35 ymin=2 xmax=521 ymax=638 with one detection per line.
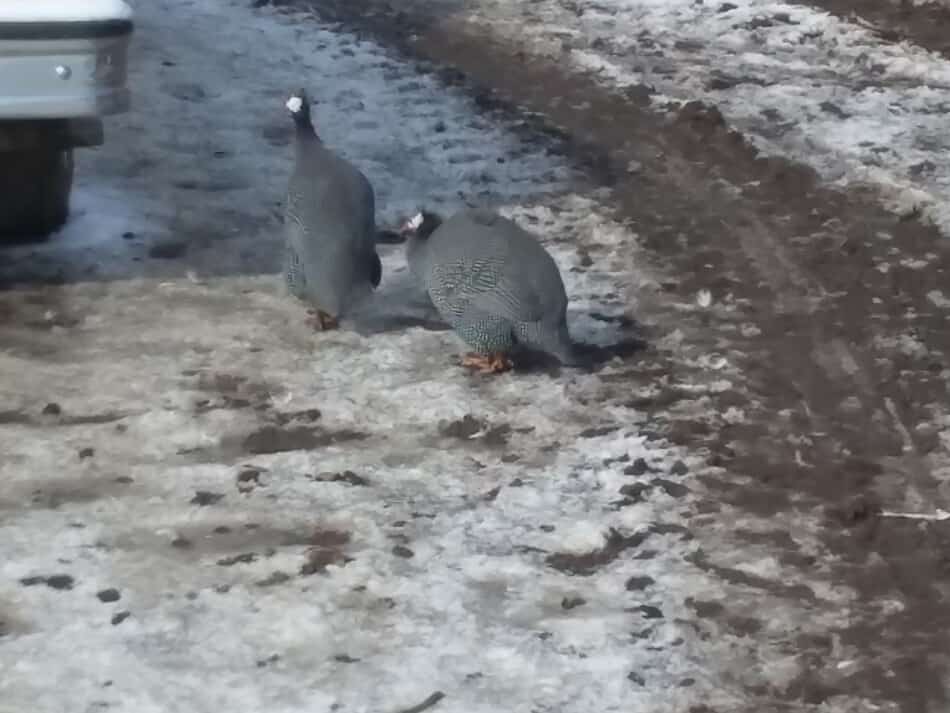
xmin=0 ymin=0 xmax=133 ymax=23
xmin=0 ymin=0 xmax=863 ymax=711
xmin=463 ymin=0 xmax=950 ymax=237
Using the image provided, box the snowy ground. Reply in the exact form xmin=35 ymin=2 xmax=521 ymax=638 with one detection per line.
xmin=0 ymin=0 xmax=918 ymax=711
xmin=0 ymin=1 xmax=771 ymax=712
xmin=442 ymin=0 xmax=950 ymax=236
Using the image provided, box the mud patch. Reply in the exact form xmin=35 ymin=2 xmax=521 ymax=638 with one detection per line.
xmin=20 ymin=574 xmax=75 ymax=590
xmin=310 ymin=470 xmax=370 ymax=486
xmin=190 ymin=371 xmax=277 ymax=413
xmin=546 ymin=529 xmax=650 ymax=576
xmin=301 ymin=528 xmax=353 ymax=575
xmin=241 ymin=425 xmax=368 ymax=455
xmin=438 ymin=414 xmax=521 ymax=447
xmin=689 ymin=551 xmax=816 ymax=603
xmin=1 ymin=474 xmax=136 ymax=511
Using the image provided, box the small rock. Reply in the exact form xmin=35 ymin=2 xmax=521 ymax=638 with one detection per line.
xmin=579 ymin=425 xmax=617 ymax=438
xmin=651 ymin=478 xmax=690 ymax=498
xmin=217 ymin=552 xmax=257 ymax=567
xmin=236 ymin=467 xmax=264 ymax=493
xmin=78 ymin=447 xmax=95 ymax=460
xmin=624 ymin=458 xmax=650 ymax=476
xmin=45 ymin=575 xmax=75 ymax=590
xmin=669 ymin=460 xmax=689 ymax=476
xmin=625 ymin=576 xmax=655 ymax=591
xmin=256 ymin=571 xmax=292 ymax=587
xmin=171 ymin=536 xmax=193 ymax=549
xmin=213 ymin=525 xmax=232 ymax=534
xmin=121 ymin=231 xmax=136 ymax=240
xmin=256 ymin=654 xmax=280 ymax=667
xmin=717 ymin=2 xmax=738 ymax=12
xmin=618 ymin=482 xmax=651 ymax=503
xmin=561 ymin=596 xmax=586 ymax=610
xmin=819 ymin=101 xmax=850 ymax=120
xmin=312 ymin=470 xmax=370 ymax=486
xmin=439 ymin=414 xmax=484 ymax=439
xmin=392 ymin=545 xmax=414 ymax=559
xmin=190 ymin=491 xmax=225 ymax=506
xmin=42 ymin=402 xmax=62 ymax=416
xmin=638 ymin=604 xmax=664 ymax=619
xmin=111 ymin=611 xmax=131 ymax=626
xmin=576 ymin=249 xmax=594 ymax=267
xmin=627 ymin=671 xmax=646 ymax=686
xmin=333 ymin=654 xmax=360 ymax=663
xmin=148 ymin=240 xmax=188 ymax=260
xmin=114 ymin=476 xmax=134 ymax=484
xmin=97 ymin=588 xmax=121 ymax=603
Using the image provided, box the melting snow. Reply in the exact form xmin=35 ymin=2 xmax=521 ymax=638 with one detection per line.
xmin=0 ymin=0 xmax=860 ymax=711
xmin=465 ymin=0 xmax=950 ymax=236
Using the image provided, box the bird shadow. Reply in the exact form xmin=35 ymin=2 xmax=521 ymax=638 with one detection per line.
xmin=510 ymin=336 xmax=648 ymax=376
xmin=341 ymin=269 xmax=450 ymax=335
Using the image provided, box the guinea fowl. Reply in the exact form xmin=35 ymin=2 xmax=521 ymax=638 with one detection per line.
xmin=401 ymin=208 xmax=579 ymax=373
xmin=284 ymin=88 xmax=382 ymax=330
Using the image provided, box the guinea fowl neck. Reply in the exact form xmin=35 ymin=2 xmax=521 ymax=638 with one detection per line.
xmin=292 ymin=111 xmax=320 ymax=143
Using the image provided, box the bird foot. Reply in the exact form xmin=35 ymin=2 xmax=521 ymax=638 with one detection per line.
xmin=306 ymin=309 xmax=339 ymax=331
xmin=461 ymin=352 xmax=513 ymax=374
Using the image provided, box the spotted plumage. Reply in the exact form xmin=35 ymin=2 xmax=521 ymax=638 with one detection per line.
xmin=403 ymin=208 xmax=578 ymax=370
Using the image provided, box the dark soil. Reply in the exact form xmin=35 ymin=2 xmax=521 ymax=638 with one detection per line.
xmin=280 ymin=1 xmax=950 ymax=710
xmin=806 ymin=0 xmax=950 ymax=58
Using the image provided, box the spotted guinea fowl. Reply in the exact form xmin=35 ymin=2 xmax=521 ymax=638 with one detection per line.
xmin=284 ymin=88 xmax=382 ymax=330
xmin=401 ymin=207 xmax=579 ymax=373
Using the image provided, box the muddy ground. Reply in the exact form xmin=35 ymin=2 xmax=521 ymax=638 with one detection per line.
xmin=807 ymin=0 xmax=950 ymax=58
xmin=2 ymin=0 xmax=949 ymax=710
xmin=275 ymin=0 xmax=950 ymax=710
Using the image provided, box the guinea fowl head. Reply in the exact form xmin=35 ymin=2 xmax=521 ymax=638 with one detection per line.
xmin=399 ymin=210 xmax=443 ymax=240
xmin=286 ymin=88 xmax=315 ymax=134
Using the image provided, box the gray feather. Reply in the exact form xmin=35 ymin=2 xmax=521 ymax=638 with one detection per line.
xmin=283 ymin=93 xmax=381 ymax=318
xmin=407 ymin=208 xmax=577 ymax=363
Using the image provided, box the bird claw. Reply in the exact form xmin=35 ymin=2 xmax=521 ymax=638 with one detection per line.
xmin=306 ymin=309 xmax=339 ymax=331
xmin=461 ymin=352 xmax=513 ymax=374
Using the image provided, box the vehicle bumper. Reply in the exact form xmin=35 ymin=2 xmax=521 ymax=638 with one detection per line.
xmin=0 ymin=19 xmax=133 ymax=119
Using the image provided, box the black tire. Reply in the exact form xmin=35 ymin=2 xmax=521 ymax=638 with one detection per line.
xmin=0 ymin=146 xmax=74 ymax=242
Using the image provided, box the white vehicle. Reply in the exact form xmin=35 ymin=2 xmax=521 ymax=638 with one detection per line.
xmin=0 ymin=0 xmax=133 ymax=239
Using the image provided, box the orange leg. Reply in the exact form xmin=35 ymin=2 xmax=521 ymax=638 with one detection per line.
xmin=461 ymin=352 xmax=513 ymax=374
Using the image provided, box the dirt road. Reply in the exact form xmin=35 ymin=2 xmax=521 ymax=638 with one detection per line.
xmin=1 ymin=1 xmax=948 ymax=711
xmin=284 ymin=0 xmax=950 ymax=709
